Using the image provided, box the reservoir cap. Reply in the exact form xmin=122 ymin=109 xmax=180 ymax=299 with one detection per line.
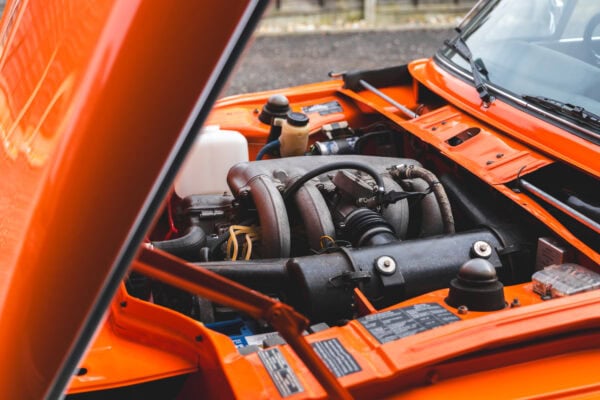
xmin=286 ymin=111 xmax=309 ymax=127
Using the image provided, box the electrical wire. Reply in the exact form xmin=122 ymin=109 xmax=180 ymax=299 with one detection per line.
xmin=164 ymin=195 xmax=179 ymax=240
xmin=226 ymin=225 xmax=261 ymax=261
xmin=256 ymin=140 xmax=280 ymax=160
xmin=319 ymin=235 xmax=336 ymax=249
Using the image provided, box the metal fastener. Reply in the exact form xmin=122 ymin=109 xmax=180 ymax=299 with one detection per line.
xmin=375 ymin=256 xmax=396 ymax=275
xmin=457 ymin=305 xmax=468 ymax=315
xmin=472 ymin=240 xmax=493 ymax=258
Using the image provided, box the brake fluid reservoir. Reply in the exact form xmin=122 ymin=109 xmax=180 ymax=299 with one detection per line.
xmin=279 ymin=112 xmax=309 ymax=157
xmin=174 ymin=125 xmax=248 ymax=197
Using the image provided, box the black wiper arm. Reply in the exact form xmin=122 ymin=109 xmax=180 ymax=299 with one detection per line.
xmin=444 ymin=29 xmax=494 ymax=106
xmin=522 ymin=95 xmax=600 ymax=130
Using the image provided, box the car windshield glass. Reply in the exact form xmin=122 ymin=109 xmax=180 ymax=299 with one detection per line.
xmin=441 ymin=0 xmax=600 ymax=120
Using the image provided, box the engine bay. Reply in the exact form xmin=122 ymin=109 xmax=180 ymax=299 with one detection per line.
xmin=128 ymin=68 xmax=599 ymax=353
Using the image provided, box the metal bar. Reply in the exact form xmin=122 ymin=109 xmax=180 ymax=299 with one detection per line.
xmin=133 ymin=247 xmax=352 ymax=399
xmin=359 ymin=79 xmax=418 ymax=119
xmin=519 ymin=179 xmax=600 ymax=235
xmin=266 ymin=303 xmax=354 ymax=400
xmin=135 ymin=246 xmax=276 ymax=316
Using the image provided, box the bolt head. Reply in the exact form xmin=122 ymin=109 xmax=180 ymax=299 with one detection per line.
xmin=375 ymin=256 xmax=396 ymax=275
xmin=472 ymin=240 xmax=492 ymax=258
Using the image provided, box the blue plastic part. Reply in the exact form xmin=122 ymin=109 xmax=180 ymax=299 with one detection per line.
xmin=205 ymin=316 xmax=260 ymax=347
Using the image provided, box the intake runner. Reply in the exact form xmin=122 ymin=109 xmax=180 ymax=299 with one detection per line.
xmin=226 ymin=155 xmax=446 ymax=258
xmin=198 ymin=228 xmax=505 ymax=322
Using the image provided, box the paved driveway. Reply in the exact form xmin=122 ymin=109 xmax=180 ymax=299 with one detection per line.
xmin=225 ymin=28 xmax=453 ymax=96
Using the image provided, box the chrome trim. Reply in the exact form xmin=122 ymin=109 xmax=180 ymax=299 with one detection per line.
xmin=434 ymin=54 xmax=600 ymax=141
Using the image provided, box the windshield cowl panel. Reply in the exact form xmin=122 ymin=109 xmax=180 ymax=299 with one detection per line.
xmin=410 ymin=57 xmax=600 ymax=177
xmin=429 ymin=0 xmax=600 ymax=176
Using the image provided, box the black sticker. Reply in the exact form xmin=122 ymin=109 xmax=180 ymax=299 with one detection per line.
xmin=358 ymin=303 xmax=460 ymax=344
xmin=311 ymin=338 xmax=361 ymax=378
xmin=302 ymin=101 xmax=343 ymax=116
xmin=258 ymin=348 xmax=304 ymax=397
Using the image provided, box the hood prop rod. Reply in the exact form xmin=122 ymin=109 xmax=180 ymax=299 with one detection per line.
xmin=359 ymin=79 xmax=418 ymax=119
xmin=133 ymin=246 xmax=352 ymax=399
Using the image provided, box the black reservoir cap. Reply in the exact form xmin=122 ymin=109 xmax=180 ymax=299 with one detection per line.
xmin=286 ymin=111 xmax=309 ymax=127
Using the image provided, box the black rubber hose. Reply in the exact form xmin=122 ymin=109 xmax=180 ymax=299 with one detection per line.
xmin=282 ymin=160 xmax=385 ymax=203
xmin=353 ymin=130 xmax=394 ymax=153
xmin=393 ymin=164 xmax=455 ymax=234
xmin=152 ymin=225 xmax=206 ymax=261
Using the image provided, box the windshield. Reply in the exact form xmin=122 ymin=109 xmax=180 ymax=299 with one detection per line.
xmin=441 ymin=0 xmax=600 ymax=117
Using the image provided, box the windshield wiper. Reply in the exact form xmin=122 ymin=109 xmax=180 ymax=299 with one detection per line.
xmin=444 ymin=29 xmax=494 ymax=106
xmin=522 ymin=95 xmax=600 ymax=131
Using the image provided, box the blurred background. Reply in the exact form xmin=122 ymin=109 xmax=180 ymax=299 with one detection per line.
xmin=259 ymin=0 xmax=474 ymax=32
xmin=226 ymin=0 xmax=474 ymax=95
xmin=0 ymin=1 xmax=470 ymax=97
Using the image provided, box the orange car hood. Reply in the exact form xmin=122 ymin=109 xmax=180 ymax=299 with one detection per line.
xmin=0 ymin=0 xmax=267 ymax=398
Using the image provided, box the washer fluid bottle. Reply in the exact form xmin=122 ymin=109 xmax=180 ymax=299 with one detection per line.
xmin=174 ymin=125 xmax=248 ymax=197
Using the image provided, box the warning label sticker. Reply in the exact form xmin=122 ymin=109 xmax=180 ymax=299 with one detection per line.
xmin=312 ymin=338 xmax=361 ymax=377
xmin=302 ymin=101 xmax=343 ymax=116
xmin=258 ymin=348 xmax=304 ymax=397
xmin=358 ymin=303 xmax=460 ymax=344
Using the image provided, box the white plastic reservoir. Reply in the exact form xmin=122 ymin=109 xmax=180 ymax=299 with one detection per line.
xmin=174 ymin=125 xmax=248 ymax=197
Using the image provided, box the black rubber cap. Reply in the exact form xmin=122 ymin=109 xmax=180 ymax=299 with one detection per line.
xmin=445 ymin=258 xmax=505 ymax=311
xmin=258 ymin=94 xmax=290 ymax=124
xmin=286 ymin=111 xmax=309 ymax=127
xmin=457 ymin=258 xmax=498 ymax=283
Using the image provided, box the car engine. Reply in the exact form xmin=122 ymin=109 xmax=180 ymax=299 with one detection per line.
xmin=129 ymin=102 xmax=553 ymax=344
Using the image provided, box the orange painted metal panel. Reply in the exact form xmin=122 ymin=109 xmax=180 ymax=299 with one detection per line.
xmin=0 ymin=0 xmax=597 ymax=398
xmin=68 ymin=287 xmax=199 ymax=394
xmin=0 ymin=0 xmax=263 ymax=397
xmin=409 ymin=58 xmax=600 ymax=176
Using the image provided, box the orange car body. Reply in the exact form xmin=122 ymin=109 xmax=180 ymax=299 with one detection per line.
xmin=0 ymin=0 xmax=598 ymax=399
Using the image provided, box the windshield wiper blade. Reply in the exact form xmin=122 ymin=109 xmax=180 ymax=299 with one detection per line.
xmin=444 ymin=29 xmax=494 ymax=106
xmin=522 ymin=95 xmax=600 ymax=131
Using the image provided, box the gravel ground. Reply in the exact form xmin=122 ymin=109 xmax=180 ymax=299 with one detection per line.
xmin=224 ymin=28 xmax=453 ymax=96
